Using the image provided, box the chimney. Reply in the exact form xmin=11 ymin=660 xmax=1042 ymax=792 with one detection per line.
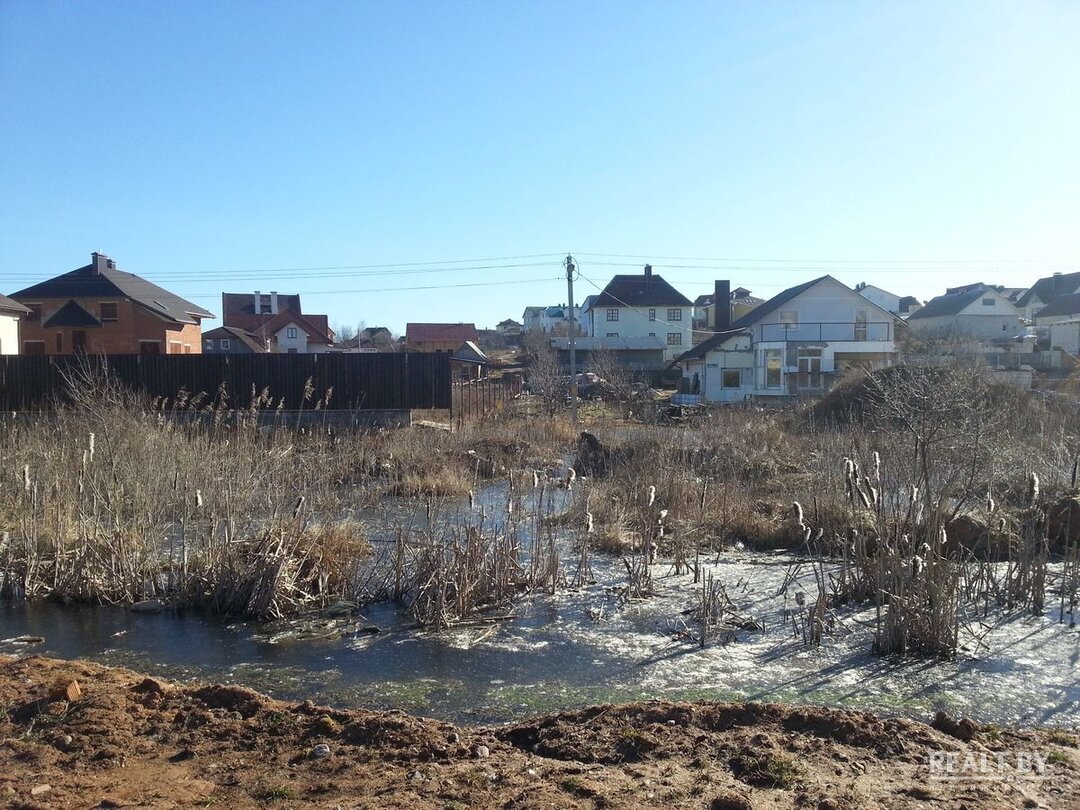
xmin=644 ymin=264 xmax=652 ymax=279
xmin=91 ymin=252 xmax=111 ymax=275
xmin=270 ymin=291 xmax=279 ymax=314
xmin=254 ymin=291 xmax=261 ymax=313
xmin=714 ymin=280 xmax=731 ymax=331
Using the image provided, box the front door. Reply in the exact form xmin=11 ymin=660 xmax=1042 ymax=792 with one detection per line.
xmin=797 ymin=349 xmax=823 ymax=389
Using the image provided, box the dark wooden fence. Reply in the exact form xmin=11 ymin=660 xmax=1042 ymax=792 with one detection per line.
xmin=451 ymin=375 xmax=523 ymax=428
xmin=0 ymin=352 xmax=452 ymax=412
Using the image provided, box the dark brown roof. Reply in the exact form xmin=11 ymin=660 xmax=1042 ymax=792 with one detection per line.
xmin=593 ymin=272 xmax=692 ymax=308
xmin=406 ymin=323 xmax=480 ymax=343
xmin=0 ymin=294 xmax=30 ymax=315
xmin=11 ymin=254 xmax=213 ymax=325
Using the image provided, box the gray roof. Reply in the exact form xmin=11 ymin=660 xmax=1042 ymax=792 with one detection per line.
xmin=1033 ymin=292 xmax=1080 ymax=319
xmin=0 ymin=293 xmax=30 ymax=315
xmin=731 ymin=276 xmax=829 ymax=327
xmin=1017 ymin=272 xmax=1080 ymax=307
xmin=11 ymin=255 xmax=213 ymax=325
xmin=201 ymin=325 xmax=267 ymax=353
xmin=593 ymin=272 xmax=693 ymax=308
xmin=907 ymin=287 xmax=996 ymax=320
xmin=674 ymin=328 xmax=749 ymax=362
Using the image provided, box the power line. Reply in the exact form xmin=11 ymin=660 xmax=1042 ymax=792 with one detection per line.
xmin=575 ymin=251 xmax=1079 ymax=266
xmin=178 ymin=276 xmax=563 ymax=300
xmin=577 ymin=272 xmax=698 ymax=336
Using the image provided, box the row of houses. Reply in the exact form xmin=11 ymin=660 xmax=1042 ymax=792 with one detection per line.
xmin=0 ymin=252 xmax=490 ymax=371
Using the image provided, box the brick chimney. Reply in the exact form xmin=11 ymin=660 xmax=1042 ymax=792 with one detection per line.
xmin=91 ymin=252 xmax=113 ymax=275
xmin=644 ymin=264 xmax=653 ymax=280
xmin=714 ymin=280 xmax=731 ymax=330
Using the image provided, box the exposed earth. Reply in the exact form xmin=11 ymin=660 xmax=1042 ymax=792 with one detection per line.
xmin=1 ymin=655 xmax=1078 ymax=809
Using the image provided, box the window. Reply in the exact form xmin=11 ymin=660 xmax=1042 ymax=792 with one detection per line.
xmin=204 ymin=339 xmax=214 ymax=350
xmin=140 ymin=341 xmax=161 ymax=355
xmin=606 ymin=309 xmax=619 ymax=322
xmin=667 ymin=308 xmax=682 ymax=321
xmin=100 ymin=302 xmax=118 ymax=322
xmin=260 ymin=295 xmax=272 ymax=314
xmin=606 ymin=332 xmax=619 ymax=338
xmin=649 ymin=332 xmax=656 ymax=337
xmin=667 ymin=332 xmax=682 ymax=346
xmin=779 ymin=310 xmax=799 ymax=328
xmin=286 ymin=327 xmax=298 ymax=339
xmin=26 ymin=304 xmax=41 ymax=322
xmin=983 ymin=298 xmax=995 ymax=307
xmin=55 ymin=333 xmax=63 ymax=353
xmin=1003 ymin=323 xmax=1010 ymax=332
xmin=648 ymin=308 xmax=656 ymax=321
xmin=722 ymin=369 xmax=742 ymax=388
xmin=221 ymin=338 xmax=231 ymax=349
xmin=764 ymin=349 xmax=783 ymax=388
xmin=23 ymin=341 xmax=45 ymax=355
xmin=168 ymin=341 xmax=182 ymax=354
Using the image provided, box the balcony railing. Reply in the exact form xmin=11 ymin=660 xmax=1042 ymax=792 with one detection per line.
xmin=754 ymin=321 xmax=894 ymax=342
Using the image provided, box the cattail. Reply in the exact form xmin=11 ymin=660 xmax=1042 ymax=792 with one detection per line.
xmin=293 ymin=496 xmax=305 ymax=518
xmin=468 ymin=489 xmax=475 ymax=510
xmin=1028 ymin=472 xmax=1040 ymax=506
xmin=532 ymin=471 xmax=539 ymax=490
xmin=792 ymin=501 xmax=805 ymax=528
xmin=303 ymin=377 xmax=315 ymax=402
xmin=506 ymin=497 xmax=514 ymax=516
xmin=567 ymin=468 xmax=576 ymax=489
xmin=586 ymin=512 xmax=594 ymax=534
xmin=986 ymin=488 xmax=996 ymax=514
xmin=22 ymin=464 xmax=30 ymax=493
xmin=195 ymin=489 xmax=203 ymax=509
xmin=648 ymin=485 xmax=656 ymax=507
xmin=856 ymin=483 xmax=872 ymax=510
xmin=910 ymin=485 xmax=919 ymax=504
xmin=872 ymin=451 xmax=881 ymax=482
xmin=88 ymin=432 xmax=95 ymax=463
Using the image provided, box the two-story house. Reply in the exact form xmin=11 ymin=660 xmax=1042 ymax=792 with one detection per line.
xmin=521 ymin=305 xmax=580 ymax=334
xmin=9 ymin=252 xmax=213 ymax=355
xmin=221 ymin=291 xmax=333 ymax=352
xmin=1015 ymin=272 xmax=1080 ymax=321
xmin=675 ymin=276 xmax=899 ymax=402
xmin=0 ymin=295 xmax=30 ymax=355
xmin=587 ymin=265 xmax=693 ymax=361
xmin=906 ymin=284 xmax=1022 ymax=341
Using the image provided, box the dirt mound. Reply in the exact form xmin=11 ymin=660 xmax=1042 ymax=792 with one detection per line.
xmin=1 ymin=655 xmax=1077 ymax=809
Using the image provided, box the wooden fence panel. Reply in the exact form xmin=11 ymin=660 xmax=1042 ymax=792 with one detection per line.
xmin=0 ymin=352 xmax=451 ymax=412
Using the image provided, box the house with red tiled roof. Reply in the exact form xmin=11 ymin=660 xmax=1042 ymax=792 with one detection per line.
xmin=220 ymin=290 xmax=333 ymax=353
xmin=405 ymin=323 xmax=479 ymax=353
xmin=262 ymin=310 xmax=334 ymax=353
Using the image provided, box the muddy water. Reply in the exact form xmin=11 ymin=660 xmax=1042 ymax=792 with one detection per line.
xmin=3 ymin=482 xmax=1080 ymax=728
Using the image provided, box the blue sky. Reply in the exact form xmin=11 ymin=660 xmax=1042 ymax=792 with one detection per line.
xmin=2 ymin=1 xmax=1078 ymax=334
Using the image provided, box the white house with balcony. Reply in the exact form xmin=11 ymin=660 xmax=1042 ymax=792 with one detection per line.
xmin=586 ymin=265 xmax=693 ymax=361
xmin=674 ymin=276 xmax=900 ymax=402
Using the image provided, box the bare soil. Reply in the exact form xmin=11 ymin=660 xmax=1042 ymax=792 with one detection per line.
xmin=1 ymin=655 xmax=1078 ymax=809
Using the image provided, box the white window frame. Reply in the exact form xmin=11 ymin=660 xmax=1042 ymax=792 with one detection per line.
xmin=667 ymin=332 xmax=682 ymax=346
xmin=286 ymin=326 xmax=298 ymax=339
xmin=606 ymin=308 xmax=619 ymax=322
xmin=667 ymin=308 xmax=682 ymax=321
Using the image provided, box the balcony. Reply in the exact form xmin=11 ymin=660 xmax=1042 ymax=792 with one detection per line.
xmin=754 ymin=321 xmax=894 ymax=342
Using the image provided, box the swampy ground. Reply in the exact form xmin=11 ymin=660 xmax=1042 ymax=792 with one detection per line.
xmin=2 ymin=655 xmax=1079 ymax=809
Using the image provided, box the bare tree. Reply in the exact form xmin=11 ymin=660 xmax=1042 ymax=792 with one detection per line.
xmin=522 ymin=332 xmax=564 ymax=417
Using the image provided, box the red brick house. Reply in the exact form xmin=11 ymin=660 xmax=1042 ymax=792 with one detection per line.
xmin=405 ymin=323 xmax=480 ymax=353
xmin=9 ymin=252 xmax=213 ymax=355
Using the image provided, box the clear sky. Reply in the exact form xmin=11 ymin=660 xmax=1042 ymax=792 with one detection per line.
xmin=2 ymin=1 xmax=1078 ymax=334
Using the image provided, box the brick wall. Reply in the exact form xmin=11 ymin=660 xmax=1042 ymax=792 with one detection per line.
xmin=17 ymin=298 xmax=203 ymax=355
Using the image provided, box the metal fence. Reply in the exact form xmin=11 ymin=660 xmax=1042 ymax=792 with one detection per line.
xmin=0 ymin=352 xmax=452 ymax=412
xmin=451 ymin=375 xmax=522 ymax=428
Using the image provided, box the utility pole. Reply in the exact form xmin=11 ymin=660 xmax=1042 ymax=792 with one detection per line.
xmin=564 ymin=254 xmax=578 ymax=425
